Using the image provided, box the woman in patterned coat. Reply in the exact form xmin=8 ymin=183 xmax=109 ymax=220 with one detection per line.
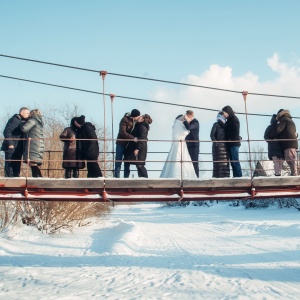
xmin=210 ymin=112 xmax=230 ymax=178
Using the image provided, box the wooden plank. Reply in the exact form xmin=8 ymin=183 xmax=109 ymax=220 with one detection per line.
xmin=26 ymin=178 xmax=105 ymax=189
xmin=253 ymin=176 xmax=300 ymax=187
xmin=0 ymin=177 xmax=27 ymax=188
xmin=183 ymin=178 xmax=252 ymax=188
xmin=2 ymin=176 xmax=299 ymax=193
xmin=105 ymin=178 xmax=181 ymax=189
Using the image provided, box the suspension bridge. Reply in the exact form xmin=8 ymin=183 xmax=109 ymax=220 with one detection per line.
xmin=1 ymin=54 xmax=300 ymax=202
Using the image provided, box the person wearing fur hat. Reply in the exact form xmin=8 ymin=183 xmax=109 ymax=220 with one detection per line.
xmin=124 ymin=114 xmax=152 ymax=178
xmin=114 ymin=109 xmax=140 ymax=178
xmin=59 ymin=117 xmax=85 ymax=178
xmin=222 ymin=105 xmax=242 ymax=177
xmin=74 ymin=115 xmax=103 ymax=178
xmin=270 ymin=109 xmax=298 ymax=176
xmin=264 ymin=114 xmax=284 ymax=176
xmin=210 ymin=112 xmax=230 ymax=178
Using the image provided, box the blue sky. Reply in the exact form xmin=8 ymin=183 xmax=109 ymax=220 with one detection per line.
xmin=1 ymin=0 xmax=300 ymax=176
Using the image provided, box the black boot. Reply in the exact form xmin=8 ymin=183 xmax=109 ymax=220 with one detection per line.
xmin=73 ymin=168 xmax=79 ymax=178
xmin=31 ymin=166 xmax=39 ymax=178
xmin=65 ymin=169 xmax=72 ymax=179
xmin=37 ymin=167 xmax=43 ymax=177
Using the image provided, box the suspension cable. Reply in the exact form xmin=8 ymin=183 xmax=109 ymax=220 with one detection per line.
xmin=1 ymin=53 xmax=300 ymax=99
xmin=1 ymin=74 xmax=300 ymax=119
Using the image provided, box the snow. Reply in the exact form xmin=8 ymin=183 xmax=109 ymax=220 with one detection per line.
xmin=1 ymin=203 xmax=300 ymax=299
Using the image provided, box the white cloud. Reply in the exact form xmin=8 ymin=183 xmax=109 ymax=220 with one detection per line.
xmin=267 ymin=53 xmax=300 ymax=78
xmin=148 ymin=53 xmax=300 ymax=148
xmin=151 ymin=53 xmax=300 ymax=122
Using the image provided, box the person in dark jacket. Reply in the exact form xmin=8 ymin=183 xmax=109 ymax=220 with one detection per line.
xmin=264 ymin=114 xmax=284 ymax=176
xmin=59 ymin=117 xmax=85 ymax=178
xmin=1 ymin=107 xmax=30 ymax=177
xmin=124 ymin=114 xmax=152 ymax=178
xmin=21 ymin=109 xmax=44 ymax=177
xmin=114 ymin=109 xmax=140 ymax=178
xmin=222 ymin=105 xmax=242 ymax=177
xmin=183 ymin=110 xmax=200 ymax=177
xmin=210 ymin=112 xmax=230 ymax=178
xmin=270 ymin=109 xmax=298 ymax=176
xmin=74 ymin=115 xmax=102 ymax=178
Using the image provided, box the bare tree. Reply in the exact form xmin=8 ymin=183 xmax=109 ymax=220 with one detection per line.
xmin=0 ymin=104 xmax=112 ymax=235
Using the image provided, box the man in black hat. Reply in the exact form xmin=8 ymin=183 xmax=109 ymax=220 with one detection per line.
xmin=74 ymin=115 xmax=103 ymax=178
xmin=222 ymin=105 xmax=242 ymax=177
xmin=1 ymin=107 xmax=30 ymax=177
xmin=114 ymin=109 xmax=140 ymax=178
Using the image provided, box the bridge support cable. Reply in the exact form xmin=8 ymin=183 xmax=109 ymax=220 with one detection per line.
xmin=242 ymin=91 xmax=254 ymax=184
xmin=110 ymin=94 xmax=116 ymax=177
xmin=100 ymin=71 xmax=108 ymax=178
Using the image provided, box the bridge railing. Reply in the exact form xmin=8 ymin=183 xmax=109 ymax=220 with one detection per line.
xmin=0 ymin=136 xmax=299 ymax=179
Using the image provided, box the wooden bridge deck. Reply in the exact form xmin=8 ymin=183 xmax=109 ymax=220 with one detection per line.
xmin=1 ymin=176 xmax=300 ymax=202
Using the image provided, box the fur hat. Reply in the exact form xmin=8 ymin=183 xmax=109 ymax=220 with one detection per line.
xmin=130 ymin=109 xmax=140 ymax=118
xmin=75 ymin=115 xmax=85 ymax=125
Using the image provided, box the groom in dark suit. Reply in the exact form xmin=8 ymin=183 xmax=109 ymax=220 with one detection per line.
xmin=183 ymin=110 xmax=200 ymax=177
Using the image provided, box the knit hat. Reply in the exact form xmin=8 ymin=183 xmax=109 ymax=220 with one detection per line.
xmin=76 ymin=115 xmax=85 ymax=125
xmin=70 ymin=117 xmax=77 ymax=128
xmin=217 ymin=112 xmax=226 ymax=123
xmin=277 ymin=109 xmax=284 ymax=114
xmin=271 ymin=114 xmax=277 ymax=122
xmin=130 ymin=109 xmax=140 ymax=118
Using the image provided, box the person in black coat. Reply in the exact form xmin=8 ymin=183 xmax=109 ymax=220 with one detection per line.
xmin=124 ymin=114 xmax=152 ymax=178
xmin=264 ymin=114 xmax=284 ymax=176
xmin=222 ymin=105 xmax=242 ymax=177
xmin=114 ymin=109 xmax=140 ymax=178
xmin=183 ymin=110 xmax=200 ymax=177
xmin=74 ymin=115 xmax=102 ymax=178
xmin=210 ymin=112 xmax=230 ymax=178
xmin=270 ymin=109 xmax=298 ymax=176
xmin=59 ymin=117 xmax=85 ymax=178
xmin=1 ymin=107 xmax=30 ymax=177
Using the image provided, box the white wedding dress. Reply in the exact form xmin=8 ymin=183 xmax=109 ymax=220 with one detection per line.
xmin=160 ymin=119 xmax=197 ymax=179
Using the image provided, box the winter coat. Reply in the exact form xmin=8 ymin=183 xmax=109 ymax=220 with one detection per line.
xmin=1 ymin=114 xmax=25 ymax=155
xmin=264 ymin=114 xmax=284 ymax=160
xmin=210 ymin=120 xmax=230 ymax=178
xmin=223 ymin=106 xmax=241 ymax=147
xmin=59 ymin=127 xmax=85 ymax=169
xmin=77 ymin=122 xmax=99 ymax=160
xmin=124 ymin=122 xmax=149 ymax=165
xmin=116 ymin=114 xmax=135 ymax=147
xmin=271 ymin=110 xmax=298 ymax=150
xmin=21 ymin=115 xmax=44 ymax=165
xmin=184 ymin=118 xmax=200 ymax=148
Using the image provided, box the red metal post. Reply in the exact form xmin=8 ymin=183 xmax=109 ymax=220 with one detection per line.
xmin=242 ymin=91 xmax=254 ymax=179
xmin=26 ymin=138 xmax=31 ymax=178
xmin=110 ymin=93 xmax=115 ymax=176
xmin=100 ymin=70 xmax=108 ymax=177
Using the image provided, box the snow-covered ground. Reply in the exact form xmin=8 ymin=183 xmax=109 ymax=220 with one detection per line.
xmin=1 ymin=202 xmax=300 ymax=300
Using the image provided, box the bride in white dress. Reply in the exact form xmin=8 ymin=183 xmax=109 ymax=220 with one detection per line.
xmin=160 ymin=114 xmax=197 ymax=179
